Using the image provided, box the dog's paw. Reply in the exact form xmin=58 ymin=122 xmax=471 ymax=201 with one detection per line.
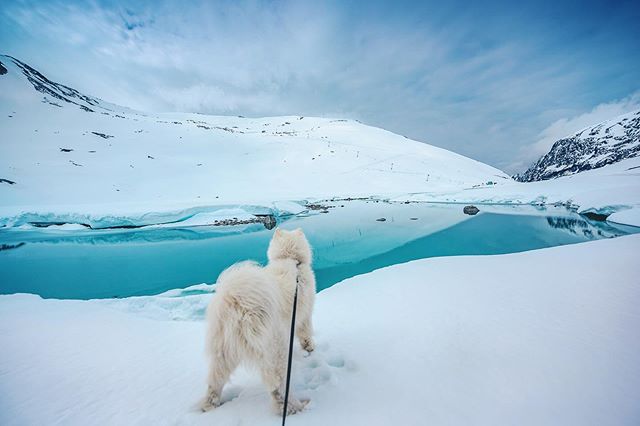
xmin=274 ymin=398 xmax=310 ymax=415
xmin=301 ymin=338 xmax=315 ymax=353
xmin=200 ymin=401 xmax=216 ymax=412
xmin=200 ymin=392 xmax=222 ymax=412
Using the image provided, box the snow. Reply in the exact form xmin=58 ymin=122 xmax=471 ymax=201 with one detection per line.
xmin=0 ymin=55 xmax=507 ymax=226
xmin=2 ymin=54 xmax=640 ymax=425
xmin=1 ymin=235 xmax=639 ymax=425
xmin=515 ymin=109 xmax=639 ymax=182
xmin=2 ymin=55 xmax=639 ymax=227
xmin=150 ymin=209 xmax=256 ymax=228
xmin=608 ymin=207 xmax=640 ymax=227
xmin=272 ymin=200 xmax=308 ymax=216
xmin=400 ymin=156 xmax=640 ymax=225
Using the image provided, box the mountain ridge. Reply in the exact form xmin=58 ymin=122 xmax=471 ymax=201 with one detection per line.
xmin=515 ymin=109 xmax=640 ymax=182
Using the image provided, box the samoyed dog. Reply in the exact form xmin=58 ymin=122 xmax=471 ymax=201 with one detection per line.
xmin=201 ymin=228 xmax=316 ymax=415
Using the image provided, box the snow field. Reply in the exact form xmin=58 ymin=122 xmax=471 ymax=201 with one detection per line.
xmin=1 ymin=234 xmax=639 ymax=425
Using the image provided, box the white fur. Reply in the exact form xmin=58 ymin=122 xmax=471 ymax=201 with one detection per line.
xmin=201 ymin=228 xmax=316 ymax=415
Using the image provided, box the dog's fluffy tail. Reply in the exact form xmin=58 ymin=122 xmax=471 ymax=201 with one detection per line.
xmin=206 ymin=261 xmax=283 ymax=359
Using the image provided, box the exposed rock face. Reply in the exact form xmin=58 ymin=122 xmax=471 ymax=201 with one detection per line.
xmin=0 ymin=60 xmax=7 ymax=75
xmin=515 ymin=110 xmax=640 ymax=182
xmin=256 ymin=214 xmax=277 ymax=230
xmin=91 ymin=132 xmax=114 ymax=139
xmin=463 ymin=205 xmax=479 ymax=215
xmin=1 ymin=54 xmax=105 ymax=112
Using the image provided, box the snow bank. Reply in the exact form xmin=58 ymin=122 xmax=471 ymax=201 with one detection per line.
xmin=608 ymin=207 xmax=640 ymax=227
xmin=1 ymin=235 xmax=639 ymax=425
xmin=0 ymin=202 xmax=305 ymax=230
xmin=400 ymin=156 xmax=640 ymax=226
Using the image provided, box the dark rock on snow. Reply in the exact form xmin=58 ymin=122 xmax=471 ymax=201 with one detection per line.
xmin=463 ymin=205 xmax=480 ymax=215
xmin=91 ymin=131 xmax=114 ymax=139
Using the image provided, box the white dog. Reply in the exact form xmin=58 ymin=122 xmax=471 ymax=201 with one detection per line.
xmin=201 ymin=228 xmax=316 ymax=415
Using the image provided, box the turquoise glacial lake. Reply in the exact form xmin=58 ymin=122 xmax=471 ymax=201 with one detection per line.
xmin=0 ymin=201 xmax=636 ymax=299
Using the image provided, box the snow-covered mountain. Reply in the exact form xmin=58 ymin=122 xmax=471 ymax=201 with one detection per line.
xmin=0 ymin=54 xmax=509 ymax=222
xmin=515 ymin=110 xmax=640 ymax=182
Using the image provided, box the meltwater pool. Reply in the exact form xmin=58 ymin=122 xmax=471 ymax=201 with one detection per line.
xmin=0 ymin=201 xmax=635 ymax=299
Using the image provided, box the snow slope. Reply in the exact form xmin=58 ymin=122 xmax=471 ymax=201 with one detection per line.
xmin=2 ymin=54 xmax=638 ymax=228
xmin=515 ymin=109 xmax=640 ymax=182
xmin=1 ymin=235 xmax=639 ymax=426
xmin=0 ymin=55 xmax=508 ymax=224
xmin=402 ymin=156 xmax=640 ymax=226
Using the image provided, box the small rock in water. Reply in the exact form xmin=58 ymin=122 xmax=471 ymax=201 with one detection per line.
xmin=376 ymin=217 xmax=386 ymax=222
xmin=581 ymin=211 xmax=609 ymax=222
xmin=256 ymin=214 xmax=277 ymax=230
xmin=409 ymin=217 xmax=418 ymax=220
xmin=463 ymin=205 xmax=480 ymax=215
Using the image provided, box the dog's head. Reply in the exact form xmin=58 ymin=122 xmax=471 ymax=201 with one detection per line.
xmin=267 ymin=228 xmax=312 ymax=265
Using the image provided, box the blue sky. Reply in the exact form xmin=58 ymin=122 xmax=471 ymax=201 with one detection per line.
xmin=1 ymin=0 xmax=639 ymax=172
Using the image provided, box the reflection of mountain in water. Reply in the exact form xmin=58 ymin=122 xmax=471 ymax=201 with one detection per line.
xmin=545 ymin=217 xmax=624 ymax=239
xmin=2 ymin=209 xmax=638 ymax=299
xmin=0 ymin=223 xmax=269 ymax=247
xmin=0 ymin=242 xmax=25 ymax=252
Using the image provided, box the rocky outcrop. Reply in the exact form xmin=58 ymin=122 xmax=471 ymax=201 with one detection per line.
xmin=463 ymin=205 xmax=479 ymax=215
xmin=515 ymin=110 xmax=640 ymax=182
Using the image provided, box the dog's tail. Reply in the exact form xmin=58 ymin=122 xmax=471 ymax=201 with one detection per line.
xmin=206 ymin=261 xmax=281 ymax=358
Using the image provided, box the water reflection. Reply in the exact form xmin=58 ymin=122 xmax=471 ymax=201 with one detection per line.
xmin=0 ymin=242 xmax=26 ymax=252
xmin=0 ymin=223 xmax=269 ymax=246
xmin=545 ymin=216 xmax=627 ymax=239
xmin=0 ymin=202 xmax=636 ymax=300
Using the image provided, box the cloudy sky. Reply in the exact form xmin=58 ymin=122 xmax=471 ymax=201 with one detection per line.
xmin=1 ymin=0 xmax=639 ymax=172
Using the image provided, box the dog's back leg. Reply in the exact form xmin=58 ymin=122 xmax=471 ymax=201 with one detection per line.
xmin=295 ymin=283 xmax=316 ymax=352
xmin=202 ymin=298 xmax=241 ymax=412
xmin=258 ymin=332 xmax=309 ymax=415
xmin=202 ymin=338 xmax=239 ymax=411
xmin=296 ymin=316 xmax=315 ymax=353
